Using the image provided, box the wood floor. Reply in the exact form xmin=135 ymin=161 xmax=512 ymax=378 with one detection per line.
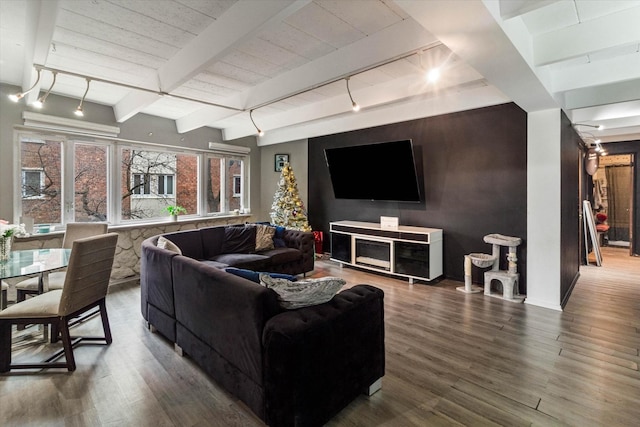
xmin=1 ymin=247 xmax=638 ymax=426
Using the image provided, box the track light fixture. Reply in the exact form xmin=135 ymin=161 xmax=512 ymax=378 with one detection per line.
xmin=594 ymin=143 xmax=607 ymax=156
xmin=345 ymin=77 xmax=360 ymax=112
xmin=419 ymin=51 xmax=441 ymax=83
xmin=74 ymin=78 xmax=91 ymax=117
xmin=426 ymin=67 xmax=440 ymax=83
xmin=8 ymin=68 xmax=42 ymax=102
xmin=32 ymin=71 xmax=57 ymax=109
xmin=249 ymin=109 xmax=264 ymax=136
xmin=581 ymin=130 xmax=608 ymax=156
xmin=574 ymin=123 xmax=604 ymax=131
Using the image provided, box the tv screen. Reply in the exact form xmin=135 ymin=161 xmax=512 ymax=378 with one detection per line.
xmin=324 ymin=140 xmax=422 ymax=202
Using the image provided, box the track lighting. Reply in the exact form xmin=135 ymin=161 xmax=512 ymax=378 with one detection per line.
xmin=345 ymin=77 xmax=360 ymax=112
xmin=31 ymin=44 xmax=446 ymax=130
xmin=74 ymin=78 xmax=90 ymax=117
xmin=574 ymin=123 xmax=604 ymax=131
xmin=249 ymin=109 xmax=264 ymax=136
xmin=32 ymin=71 xmax=57 ymax=109
xmin=8 ymin=68 xmax=41 ymax=102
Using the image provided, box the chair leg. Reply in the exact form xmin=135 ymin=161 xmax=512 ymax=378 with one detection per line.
xmin=59 ymin=318 xmax=76 ymax=372
xmin=0 ymin=321 xmax=11 ymax=373
xmin=17 ymin=289 xmax=28 ymax=303
xmin=51 ymin=322 xmax=60 ymax=343
xmin=99 ymin=299 xmax=112 ymax=344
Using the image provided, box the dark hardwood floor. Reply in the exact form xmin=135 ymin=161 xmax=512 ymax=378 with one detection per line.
xmin=1 ymin=247 xmax=638 ymax=426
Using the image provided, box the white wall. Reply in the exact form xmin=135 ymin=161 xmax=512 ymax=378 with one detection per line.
xmin=258 ymin=139 xmax=308 ymax=222
xmin=526 ymin=109 xmax=562 ymax=310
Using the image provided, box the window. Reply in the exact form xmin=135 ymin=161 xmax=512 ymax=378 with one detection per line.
xmin=158 ymin=174 xmax=174 ymax=195
xmin=22 ymin=169 xmax=44 ymax=198
xmin=233 ymin=175 xmax=241 ymax=197
xmin=74 ymin=143 xmax=108 ymax=222
xmin=131 ymin=174 xmax=174 ymax=196
xmin=205 ymin=155 xmax=246 ymax=214
xmin=16 ymin=131 xmax=249 ymax=227
xmin=132 ymin=174 xmax=151 ymax=195
xmin=20 ymin=137 xmax=62 ymax=224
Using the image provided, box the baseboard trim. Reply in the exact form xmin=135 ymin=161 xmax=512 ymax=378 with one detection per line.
xmin=524 ymin=298 xmax=563 ymax=311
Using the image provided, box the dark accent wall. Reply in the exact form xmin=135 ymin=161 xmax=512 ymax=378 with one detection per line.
xmin=560 ymin=113 xmax=582 ymax=306
xmin=309 ymin=103 xmax=528 ymax=291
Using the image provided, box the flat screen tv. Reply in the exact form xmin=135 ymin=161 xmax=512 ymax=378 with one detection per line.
xmin=324 ymin=139 xmax=422 ymax=202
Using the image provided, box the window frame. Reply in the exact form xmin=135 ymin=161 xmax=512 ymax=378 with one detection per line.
xmin=233 ymin=174 xmax=242 ymax=197
xmin=14 ymin=129 xmax=250 ymax=227
xmin=21 ymin=168 xmax=45 ymax=199
xmin=131 ymin=173 xmax=151 ymax=196
xmin=157 ymin=174 xmax=174 ymax=196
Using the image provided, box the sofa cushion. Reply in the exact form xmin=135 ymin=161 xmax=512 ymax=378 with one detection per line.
xmin=259 ymin=275 xmax=346 ymax=309
xmin=200 ymin=226 xmax=226 ymax=259
xmin=222 ymin=226 xmax=257 ymax=254
xmin=257 ymin=247 xmax=302 ymax=264
xmin=225 ymin=267 xmax=297 ymax=283
xmin=157 ymin=236 xmax=182 ymax=254
xmin=255 ymin=224 xmax=276 ymax=251
xmin=212 ymin=253 xmax=270 ymax=270
xmin=163 ymin=229 xmax=204 ymax=259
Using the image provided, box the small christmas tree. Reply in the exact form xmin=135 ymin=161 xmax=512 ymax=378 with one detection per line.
xmin=270 ymin=162 xmax=311 ymax=231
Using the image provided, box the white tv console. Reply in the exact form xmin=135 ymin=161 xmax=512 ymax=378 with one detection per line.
xmin=329 ymin=221 xmax=443 ymax=283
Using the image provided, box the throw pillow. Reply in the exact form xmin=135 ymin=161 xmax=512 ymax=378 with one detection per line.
xmin=259 ymin=275 xmax=345 ymax=309
xmin=273 ymin=225 xmax=287 ymax=248
xmin=157 ymin=236 xmax=182 ymax=254
xmin=255 ymin=224 xmax=276 ymax=251
xmin=225 ymin=267 xmax=297 ymax=283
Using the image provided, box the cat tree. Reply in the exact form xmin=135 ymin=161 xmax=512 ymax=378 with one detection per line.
xmin=458 ymin=233 xmax=524 ymax=303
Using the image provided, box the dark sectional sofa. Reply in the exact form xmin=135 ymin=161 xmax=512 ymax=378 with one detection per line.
xmin=140 ymin=224 xmax=385 ymax=427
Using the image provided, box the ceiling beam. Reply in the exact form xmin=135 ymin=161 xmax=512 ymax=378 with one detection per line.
xmin=533 ymin=7 xmax=640 ymax=66
xmin=114 ymin=0 xmax=310 ymax=122
xmin=236 ymin=18 xmax=437 ymax=110
xmin=221 ymin=65 xmax=485 ymax=140
xmin=569 ymin=100 xmax=640 ymax=124
xmin=157 ymin=0 xmax=309 ymax=92
xmin=21 ymin=0 xmax=58 ymax=104
xmin=251 ymin=85 xmax=509 ymax=146
xmin=562 ymin=79 xmax=640 ymax=110
xmin=176 ymin=18 xmax=438 ymax=133
xmin=175 ymin=106 xmax=240 ymax=134
xmin=499 ymin=0 xmax=562 ymax=20
xmin=551 ymin=54 xmax=640 ymax=93
xmin=394 ymin=0 xmax=557 ymax=112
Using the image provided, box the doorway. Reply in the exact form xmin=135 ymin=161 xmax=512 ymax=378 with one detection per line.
xmin=592 ymin=154 xmax=635 ymax=254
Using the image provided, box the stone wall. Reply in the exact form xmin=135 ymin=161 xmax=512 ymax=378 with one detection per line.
xmin=12 ymin=215 xmax=251 ymax=284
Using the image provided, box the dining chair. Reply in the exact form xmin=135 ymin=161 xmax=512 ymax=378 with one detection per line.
xmin=0 ymin=232 xmax=118 ymax=372
xmin=15 ymin=222 xmax=108 ymax=302
xmin=1 ymin=282 xmax=7 ymax=310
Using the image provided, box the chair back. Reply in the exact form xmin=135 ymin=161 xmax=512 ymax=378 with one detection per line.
xmin=62 ymin=223 xmax=108 ymax=249
xmin=58 ymin=233 xmax=118 ymax=316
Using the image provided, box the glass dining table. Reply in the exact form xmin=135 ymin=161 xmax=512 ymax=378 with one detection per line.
xmin=0 ymin=248 xmax=72 ymax=292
